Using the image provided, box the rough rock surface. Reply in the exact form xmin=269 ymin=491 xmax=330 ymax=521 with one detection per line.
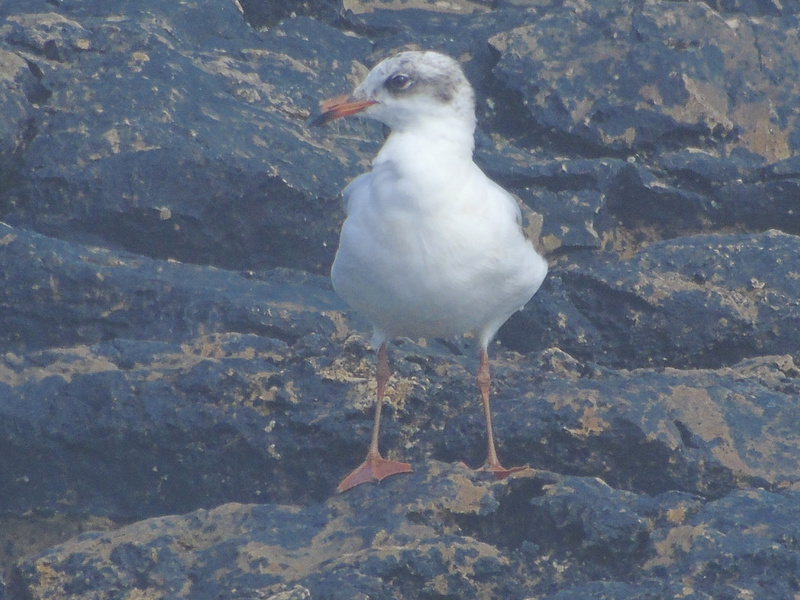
xmin=2 ymin=0 xmax=800 ymax=598
xmin=9 ymin=465 xmax=800 ymax=599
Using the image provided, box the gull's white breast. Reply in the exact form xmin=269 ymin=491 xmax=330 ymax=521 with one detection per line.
xmin=331 ymin=154 xmax=547 ymax=346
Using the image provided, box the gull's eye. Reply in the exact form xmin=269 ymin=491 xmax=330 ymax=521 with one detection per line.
xmin=385 ymin=73 xmax=412 ymax=92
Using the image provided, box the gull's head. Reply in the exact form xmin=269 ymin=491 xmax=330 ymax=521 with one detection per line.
xmin=312 ymin=51 xmax=476 ymax=133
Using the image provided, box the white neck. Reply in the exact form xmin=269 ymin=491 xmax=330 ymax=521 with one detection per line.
xmin=374 ymin=114 xmax=476 ymax=171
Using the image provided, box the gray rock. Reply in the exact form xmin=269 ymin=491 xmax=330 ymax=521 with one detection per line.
xmin=0 ymin=48 xmax=44 ymax=175
xmin=0 ymin=7 xmax=373 ymax=273
xmin=508 ymin=230 xmax=800 ymax=369
xmin=8 ymin=467 xmax=800 ymax=599
xmin=0 ymin=222 xmax=343 ymax=354
xmin=490 ymin=2 xmax=800 ymax=162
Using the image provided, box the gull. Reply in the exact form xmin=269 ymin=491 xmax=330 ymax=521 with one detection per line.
xmin=313 ymin=50 xmax=548 ymax=492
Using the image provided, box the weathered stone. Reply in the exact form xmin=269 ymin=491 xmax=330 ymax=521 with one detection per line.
xmin=9 ymin=467 xmax=800 ymax=599
xmin=0 ymin=8 xmax=373 ymax=273
xmin=490 ymin=2 xmax=800 ymax=162
xmin=0 ymin=48 xmax=44 ymax=176
xmin=508 ymin=230 xmax=800 ymax=369
xmin=0 ymin=223 xmax=344 ymax=354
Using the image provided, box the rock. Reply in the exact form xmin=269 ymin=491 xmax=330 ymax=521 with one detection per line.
xmin=435 ymin=348 xmax=800 ymax=496
xmin=0 ymin=7 xmax=374 ymax=273
xmin=508 ymin=229 xmax=800 ymax=369
xmin=0 ymin=223 xmax=343 ymax=354
xmin=0 ymin=48 xmax=45 ymax=176
xmin=8 ymin=466 xmax=800 ymax=599
xmin=5 ymin=254 xmax=800 ymax=521
xmin=489 ymin=1 xmax=800 ymax=162
xmin=0 ymin=223 xmax=353 ymax=516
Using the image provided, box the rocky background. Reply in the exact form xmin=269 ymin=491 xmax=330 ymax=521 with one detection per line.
xmin=2 ymin=0 xmax=800 ymax=598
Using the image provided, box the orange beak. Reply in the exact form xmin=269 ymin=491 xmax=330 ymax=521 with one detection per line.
xmin=311 ymin=94 xmax=377 ymax=127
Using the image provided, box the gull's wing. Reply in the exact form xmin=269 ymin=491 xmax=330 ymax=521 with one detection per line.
xmin=341 ymin=173 xmax=372 ymax=217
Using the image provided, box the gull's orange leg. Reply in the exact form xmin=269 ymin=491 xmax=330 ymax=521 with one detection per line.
xmin=476 ymin=346 xmax=526 ymax=479
xmin=337 ymin=341 xmax=412 ymax=492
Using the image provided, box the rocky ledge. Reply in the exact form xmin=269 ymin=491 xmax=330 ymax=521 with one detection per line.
xmin=2 ymin=0 xmax=800 ymax=598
